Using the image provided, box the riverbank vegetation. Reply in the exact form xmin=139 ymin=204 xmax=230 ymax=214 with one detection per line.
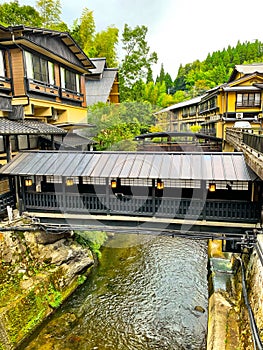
xmin=75 ymin=231 xmax=108 ymax=259
xmin=0 ymin=219 xmax=95 ymax=348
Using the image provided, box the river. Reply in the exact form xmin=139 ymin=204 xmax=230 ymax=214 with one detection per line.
xmin=21 ymin=233 xmax=208 ymax=350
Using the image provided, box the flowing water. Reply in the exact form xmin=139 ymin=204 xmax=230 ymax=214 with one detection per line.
xmin=21 ymin=234 xmax=208 ymax=350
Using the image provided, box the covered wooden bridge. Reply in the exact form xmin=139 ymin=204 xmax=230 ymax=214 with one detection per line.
xmin=0 ymin=150 xmax=260 ymax=226
xmin=135 ymin=131 xmax=223 ymax=152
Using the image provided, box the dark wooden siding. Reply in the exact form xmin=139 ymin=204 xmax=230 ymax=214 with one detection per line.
xmin=11 ymin=49 xmax=25 ymax=96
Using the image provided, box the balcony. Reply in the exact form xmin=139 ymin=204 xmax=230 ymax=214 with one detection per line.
xmin=27 ymin=79 xmax=59 ymax=97
xmin=60 ymin=88 xmax=84 ymax=103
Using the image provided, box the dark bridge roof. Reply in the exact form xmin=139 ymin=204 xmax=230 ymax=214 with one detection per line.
xmin=0 ymin=151 xmax=255 ymax=182
xmin=134 ymin=132 xmax=222 ymax=142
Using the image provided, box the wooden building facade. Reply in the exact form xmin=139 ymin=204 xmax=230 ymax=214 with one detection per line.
xmin=155 ymin=63 xmax=263 ymax=140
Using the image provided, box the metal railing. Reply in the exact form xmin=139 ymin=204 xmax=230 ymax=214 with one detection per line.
xmin=24 ymin=192 xmax=260 ymax=223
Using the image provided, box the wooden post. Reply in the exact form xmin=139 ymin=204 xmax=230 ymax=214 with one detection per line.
xmin=5 ymin=135 xmax=12 ymax=163
xmin=106 ymin=178 xmax=110 ymax=214
xmin=152 ymin=179 xmax=156 ymax=216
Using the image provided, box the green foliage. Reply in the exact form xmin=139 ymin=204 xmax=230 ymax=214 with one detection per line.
xmin=78 ymin=8 xmax=96 ymax=55
xmin=174 ymin=40 xmax=263 ymax=97
xmin=70 ymin=8 xmax=118 ymax=67
xmin=77 ymin=275 xmax=87 ymax=285
xmin=47 ymin=283 xmax=62 ymax=308
xmin=0 ymin=1 xmax=43 ymax=26
xmin=190 ymin=125 xmax=202 ymax=133
xmin=92 ymin=26 xmax=119 ymax=67
xmin=36 ymin=0 xmax=68 ymax=31
xmin=86 ymin=101 xmax=155 ymax=150
xmin=75 ymin=231 xmax=108 ymax=259
xmin=119 ymin=24 xmax=158 ymax=101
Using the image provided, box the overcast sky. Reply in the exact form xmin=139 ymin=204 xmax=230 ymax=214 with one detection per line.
xmin=14 ymin=0 xmax=263 ymax=78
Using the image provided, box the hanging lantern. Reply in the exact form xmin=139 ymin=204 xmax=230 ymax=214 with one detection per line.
xmin=24 ymin=178 xmax=33 ymax=187
xmin=209 ymin=183 xmax=216 ymax=192
xmin=156 ymin=179 xmax=164 ymax=190
xmin=66 ymin=177 xmax=74 ymax=186
xmin=111 ymin=180 xmax=117 ymax=189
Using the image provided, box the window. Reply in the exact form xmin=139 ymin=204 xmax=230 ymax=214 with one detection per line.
xmin=25 ymin=52 xmax=54 ymax=85
xmin=32 ymin=55 xmax=48 ymax=82
xmin=0 ymin=50 xmax=5 ymax=77
xmin=46 ymin=175 xmax=62 ymax=183
xmin=61 ymin=67 xmax=81 ymax=93
xmin=236 ymin=93 xmax=261 ymax=107
xmin=189 ymin=105 xmax=196 ymax=116
xmin=82 ymin=177 xmax=106 ymax=185
xmin=182 ymin=107 xmax=188 ymax=117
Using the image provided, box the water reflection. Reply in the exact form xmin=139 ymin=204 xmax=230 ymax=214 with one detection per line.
xmin=22 ymin=234 xmax=208 ymax=350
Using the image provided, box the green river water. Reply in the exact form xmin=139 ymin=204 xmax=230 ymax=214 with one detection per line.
xmin=21 ymin=233 xmax=208 ymax=350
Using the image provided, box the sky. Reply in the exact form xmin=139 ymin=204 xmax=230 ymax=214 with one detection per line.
xmin=12 ymin=0 xmax=263 ymax=79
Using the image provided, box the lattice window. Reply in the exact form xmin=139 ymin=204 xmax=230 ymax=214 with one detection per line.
xmin=165 ymin=179 xmax=201 ymax=188
xmin=120 ymin=178 xmax=152 ymax=186
xmin=82 ymin=177 xmax=106 ymax=185
xmin=46 ymin=175 xmax=62 ymax=183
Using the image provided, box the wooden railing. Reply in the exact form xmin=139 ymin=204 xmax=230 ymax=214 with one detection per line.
xmin=24 ymin=192 xmax=260 ymax=223
xmin=226 ymin=128 xmax=263 ymax=154
xmin=225 ymin=128 xmax=263 ymax=179
xmin=0 ymin=192 xmax=15 ymax=213
xmin=243 ymin=133 xmax=263 ymax=154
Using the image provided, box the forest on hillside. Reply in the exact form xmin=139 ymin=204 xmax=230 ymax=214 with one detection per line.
xmin=1 ymin=1 xmax=263 ymax=149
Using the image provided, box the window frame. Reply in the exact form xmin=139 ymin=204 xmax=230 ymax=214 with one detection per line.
xmin=0 ymin=50 xmax=6 ymax=78
xmin=25 ymin=51 xmax=55 ymax=86
xmin=60 ymin=67 xmax=81 ymax=94
xmin=236 ymin=92 xmax=261 ymax=107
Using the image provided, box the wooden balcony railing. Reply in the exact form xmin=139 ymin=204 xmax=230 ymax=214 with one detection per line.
xmin=23 ymin=192 xmax=260 ymax=223
xmin=0 ymin=192 xmax=15 ymax=213
xmin=226 ymin=128 xmax=263 ymax=154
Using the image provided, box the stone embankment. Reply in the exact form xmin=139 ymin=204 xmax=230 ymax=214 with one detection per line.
xmin=0 ymin=214 xmax=94 ymax=350
xmin=207 ymin=235 xmax=263 ymax=350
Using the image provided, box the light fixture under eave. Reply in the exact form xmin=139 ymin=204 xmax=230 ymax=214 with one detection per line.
xmin=209 ymin=183 xmax=216 ymax=192
xmin=156 ymin=179 xmax=164 ymax=190
xmin=24 ymin=178 xmax=33 ymax=187
xmin=66 ymin=177 xmax=74 ymax=186
xmin=111 ymin=180 xmax=117 ymax=189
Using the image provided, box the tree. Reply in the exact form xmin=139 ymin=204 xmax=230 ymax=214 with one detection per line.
xmin=71 ymin=9 xmax=118 ymax=67
xmin=36 ymin=0 xmax=68 ymax=31
xmin=86 ymin=101 xmax=155 ymax=150
xmin=78 ymin=8 xmax=96 ymax=56
xmin=0 ymin=1 xmax=42 ymax=27
xmin=119 ymin=24 xmax=158 ymax=101
xmin=92 ymin=26 xmax=119 ymax=67
xmin=156 ymin=63 xmax=165 ymax=84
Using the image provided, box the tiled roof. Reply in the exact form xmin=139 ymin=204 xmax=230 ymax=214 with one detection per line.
xmin=0 ymin=119 xmax=66 ymax=135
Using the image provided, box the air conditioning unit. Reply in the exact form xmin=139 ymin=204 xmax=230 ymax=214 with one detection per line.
xmin=236 ymin=112 xmax=243 ymax=119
